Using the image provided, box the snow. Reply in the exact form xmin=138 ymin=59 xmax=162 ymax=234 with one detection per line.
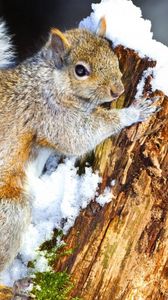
xmin=135 ymin=68 xmax=153 ymax=100
xmin=80 ymin=0 xmax=168 ymax=96
xmin=0 ymin=155 xmax=112 ymax=286
xmin=96 ymin=187 xmax=113 ymax=206
xmin=111 ymin=179 xmax=116 ymax=187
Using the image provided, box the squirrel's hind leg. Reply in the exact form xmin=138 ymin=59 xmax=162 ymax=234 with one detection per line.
xmin=12 ymin=277 xmax=33 ymax=300
xmin=0 ymin=199 xmax=31 ymax=272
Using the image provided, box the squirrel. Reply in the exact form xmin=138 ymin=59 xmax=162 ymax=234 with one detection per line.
xmin=0 ymin=17 xmax=159 ymax=281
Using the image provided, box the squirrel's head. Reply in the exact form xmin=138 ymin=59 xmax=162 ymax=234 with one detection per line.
xmin=45 ymin=18 xmax=124 ymax=111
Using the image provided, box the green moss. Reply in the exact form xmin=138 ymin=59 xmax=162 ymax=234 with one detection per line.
xmin=39 ymin=230 xmax=75 ymax=267
xmin=29 ymin=231 xmax=82 ymax=299
xmin=27 ymin=260 xmax=35 ymax=269
xmin=40 ymin=230 xmax=64 ymax=252
xmin=44 ymin=246 xmax=75 ymax=267
xmin=32 ymin=271 xmax=81 ymax=300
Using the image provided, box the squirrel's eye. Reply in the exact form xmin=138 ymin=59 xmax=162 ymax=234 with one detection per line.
xmin=74 ymin=63 xmax=90 ymax=80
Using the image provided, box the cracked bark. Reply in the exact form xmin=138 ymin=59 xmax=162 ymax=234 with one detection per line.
xmin=53 ymin=46 xmax=168 ymax=300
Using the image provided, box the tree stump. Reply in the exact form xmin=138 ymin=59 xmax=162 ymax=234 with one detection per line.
xmin=53 ymin=46 xmax=168 ymax=300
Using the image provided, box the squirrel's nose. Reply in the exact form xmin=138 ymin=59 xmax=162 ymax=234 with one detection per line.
xmin=110 ymin=85 xmax=124 ymax=99
xmin=110 ymin=90 xmax=120 ymax=98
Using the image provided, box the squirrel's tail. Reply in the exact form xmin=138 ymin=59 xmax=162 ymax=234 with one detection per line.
xmin=0 ymin=20 xmax=14 ymax=68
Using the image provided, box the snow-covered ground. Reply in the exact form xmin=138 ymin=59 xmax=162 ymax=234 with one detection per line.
xmin=1 ymin=0 xmax=168 ymax=287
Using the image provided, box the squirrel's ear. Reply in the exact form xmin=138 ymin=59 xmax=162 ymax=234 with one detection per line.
xmin=47 ymin=28 xmax=70 ymax=68
xmin=96 ymin=17 xmax=106 ymax=37
xmin=50 ymin=28 xmax=70 ymax=52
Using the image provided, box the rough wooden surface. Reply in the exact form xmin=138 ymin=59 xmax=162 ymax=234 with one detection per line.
xmin=54 ymin=47 xmax=168 ymax=300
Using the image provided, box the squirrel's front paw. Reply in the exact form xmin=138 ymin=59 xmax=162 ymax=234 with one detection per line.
xmin=119 ymin=96 xmax=160 ymax=128
xmin=131 ymin=96 xmax=160 ymax=122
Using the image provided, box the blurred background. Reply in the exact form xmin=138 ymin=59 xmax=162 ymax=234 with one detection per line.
xmin=0 ymin=0 xmax=167 ymax=61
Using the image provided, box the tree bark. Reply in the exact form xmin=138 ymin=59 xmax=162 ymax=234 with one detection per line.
xmin=54 ymin=46 xmax=168 ymax=300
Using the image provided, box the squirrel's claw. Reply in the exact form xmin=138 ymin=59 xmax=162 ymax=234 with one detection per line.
xmin=128 ymin=96 xmax=161 ymax=124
